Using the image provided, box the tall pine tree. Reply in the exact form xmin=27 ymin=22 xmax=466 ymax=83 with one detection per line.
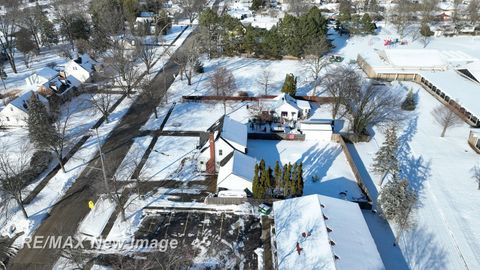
xmin=296 ymin=163 xmax=304 ymax=196
xmin=281 ymin=73 xmax=297 ymax=95
xmin=371 ymin=125 xmax=399 ymax=176
xmin=274 ymin=161 xmax=282 ymax=195
xmin=252 ymin=163 xmax=260 ymax=199
xmin=27 ymin=93 xmax=55 ymax=149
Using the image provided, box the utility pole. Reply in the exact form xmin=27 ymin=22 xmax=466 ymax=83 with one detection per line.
xmin=92 ymin=128 xmax=109 ymax=191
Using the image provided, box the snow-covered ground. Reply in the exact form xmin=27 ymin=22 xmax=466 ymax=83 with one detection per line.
xmin=163 ymin=102 xmax=250 ymax=131
xmin=352 ymin=82 xmax=480 ymax=269
xmin=248 ymin=139 xmax=364 ymax=200
xmin=326 ymin=21 xmax=480 ymax=269
xmin=140 ymin=136 xmax=200 ymax=181
xmin=0 ymin=95 xmax=135 ymax=246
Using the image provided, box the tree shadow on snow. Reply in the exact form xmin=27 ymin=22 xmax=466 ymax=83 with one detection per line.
xmin=401 ymin=226 xmax=448 ymax=270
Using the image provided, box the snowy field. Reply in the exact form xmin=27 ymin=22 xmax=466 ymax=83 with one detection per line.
xmin=247 ymin=140 xmax=364 ymax=200
xmin=140 ymin=136 xmax=201 ymax=181
xmin=114 ymin=136 xmax=153 ymax=181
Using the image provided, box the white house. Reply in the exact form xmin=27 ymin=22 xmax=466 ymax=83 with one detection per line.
xmin=0 ymin=91 xmax=49 ymax=127
xmin=25 ymin=67 xmax=58 ymax=90
xmin=271 ymin=93 xmax=311 ymax=122
xmin=300 ymin=119 xmax=334 ymax=141
xmin=197 ymin=116 xmax=248 ymax=172
xmin=273 ymin=195 xmax=385 ymax=270
xmin=64 ymin=54 xmax=96 ymax=83
xmin=217 ymin=150 xmax=257 ymax=195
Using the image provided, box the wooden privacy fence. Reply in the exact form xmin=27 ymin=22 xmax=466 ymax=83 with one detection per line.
xmin=332 ymin=133 xmax=373 ymax=202
xmin=182 ymin=95 xmax=337 ymax=103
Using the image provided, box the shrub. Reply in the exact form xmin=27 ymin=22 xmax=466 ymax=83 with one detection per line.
xmin=401 ymin=89 xmax=416 ymax=111
xmin=194 ymin=60 xmax=204 ymax=73
xmin=237 ymin=91 xmax=249 ymax=97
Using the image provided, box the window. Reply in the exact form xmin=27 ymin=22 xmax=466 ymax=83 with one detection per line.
xmin=219 ymin=150 xmax=223 ymax=156
xmin=281 ymin=111 xmax=288 ymax=117
xmin=6 ymin=117 xmax=9 ymax=121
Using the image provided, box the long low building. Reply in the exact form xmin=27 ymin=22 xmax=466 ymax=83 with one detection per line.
xmin=358 ymin=49 xmax=480 ymax=127
xmin=273 ymin=195 xmax=385 ymax=270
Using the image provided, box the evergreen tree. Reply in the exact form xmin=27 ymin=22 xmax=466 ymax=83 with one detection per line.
xmin=281 ymin=73 xmax=297 ymax=95
xmin=420 ymin=23 xmax=434 ymax=48
xmin=265 ymin=166 xmax=273 ymax=197
xmin=250 ymin=0 xmax=263 ymax=11
xmin=371 ymin=125 xmax=399 ymax=176
xmin=274 ymin=161 xmax=282 ymax=193
xmin=262 ymin=26 xmax=283 ymax=59
xmin=252 ymin=163 xmax=260 ymax=198
xmin=278 ymin=14 xmax=302 ymax=57
xmin=27 ymin=94 xmax=55 ymax=149
xmin=401 ymin=89 xmax=416 ymax=111
xmin=361 ymin=13 xmax=376 ymax=34
xmin=338 ymin=0 xmax=352 ymax=23
xmin=377 ymin=176 xmax=417 ymax=244
xmin=283 ymin=163 xmax=291 ymax=197
xmin=296 ymin=163 xmax=304 ymax=196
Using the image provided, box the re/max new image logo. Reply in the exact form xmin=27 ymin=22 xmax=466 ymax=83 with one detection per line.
xmin=24 ymin=236 xmax=179 ymax=252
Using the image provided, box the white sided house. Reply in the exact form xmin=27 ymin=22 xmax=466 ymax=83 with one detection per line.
xmin=300 ymin=119 xmax=334 ymax=141
xmin=273 ymin=195 xmax=385 ymax=270
xmin=217 ymin=150 xmax=257 ymax=195
xmin=25 ymin=67 xmax=58 ymax=90
xmin=272 ymin=93 xmax=311 ymax=122
xmin=197 ymin=116 xmax=248 ymax=172
xmin=0 ymin=91 xmax=49 ymax=127
xmin=64 ymin=54 xmax=96 ymax=83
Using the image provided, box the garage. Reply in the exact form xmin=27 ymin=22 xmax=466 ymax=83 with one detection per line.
xmin=300 ymin=119 xmax=334 ymax=141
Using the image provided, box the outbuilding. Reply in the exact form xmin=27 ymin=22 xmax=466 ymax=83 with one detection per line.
xmin=300 ymin=119 xmax=334 ymax=141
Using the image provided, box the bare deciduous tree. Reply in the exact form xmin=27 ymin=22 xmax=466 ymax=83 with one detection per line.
xmin=139 ymin=78 xmax=160 ymax=119
xmin=391 ymin=0 xmax=413 ymax=38
xmin=257 ymin=70 xmax=272 ymax=96
xmin=0 ymin=0 xmax=20 ymax=73
xmin=177 ymin=0 xmax=206 ymax=24
xmin=107 ymin=43 xmax=143 ymax=98
xmin=470 ymin=165 xmax=480 ymax=190
xmin=173 ymin=35 xmax=201 ymax=86
xmin=0 ymin=143 xmax=31 ymax=218
xmin=431 ymin=104 xmax=463 ymax=137
xmin=452 ymin=0 xmax=463 ymax=24
xmin=286 ymin=0 xmax=311 ymax=16
xmin=90 ymin=91 xmax=115 ymax=123
xmin=321 ymin=66 xmax=356 ymax=120
xmin=136 ymin=42 xmax=161 ymax=75
xmin=209 ymin=67 xmax=237 ymax=115
xmin=416 ymin=0 xmax=439 ymax=24
xmin=467 ymin=0 xmax=480 ymax=25
xmin=303 ymin=37 xmax=330 ymax=96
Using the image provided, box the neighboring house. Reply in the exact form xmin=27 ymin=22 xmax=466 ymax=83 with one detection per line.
xmin=273 ymin=195 xmax=385 ymax=270
xmin=300 ymin=119 xmax=334 ymax=141
xmin=197 ymin=116 xmax=248 ymax=172
xmin=217 ymin=150 xmax=257 ymax=195
xmin=64 ymin=54 xmax=96 ymax=83
xmin=25 ymin=67 xmax=58 ymax=90
xmin=40 ymin=72 xmax=81 ymax=98
xmin=271 ymin=93 xmax=311 ymax=122
xmin=468 ymin=130 xmax=480 ymax=153
xmin=0 ymin=91 xmax=49 ymax=127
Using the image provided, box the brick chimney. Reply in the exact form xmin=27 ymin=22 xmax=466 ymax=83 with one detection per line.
xmin=206 ymin=132 xmax=216 ymax=174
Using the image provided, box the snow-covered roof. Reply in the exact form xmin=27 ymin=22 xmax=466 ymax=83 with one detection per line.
xmin=419 ymin=70 xmax=480 ymax=119
xmin=36 ymin=67 xmax=58 ymax=80
xmin=273 ymin=195 xmax=384 ymax=270
xmin=71 ymin=54 xmax=96 ymax=74
xmin=297 ymin=99 xmax=311 ymax=110
xmin=301 ymin=119 xmax=334 ymax=131
xmin=273 ymin=93 xmax=300 ymax=111
xmin=43 ymin=74 xmax=81 ymax=96
xmin=457 ymin=61 xmax=480 ymax=83
xmin=7 ymin=91 xmax=48 ymax=113
xmin=221 ymin=116 xmax=248 ymax=150
xmin=217 ymin=151 xmax=257 ymax=191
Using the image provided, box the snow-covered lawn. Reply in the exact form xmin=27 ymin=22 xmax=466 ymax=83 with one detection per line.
xmin=167 ymin=57 xmax=311 ymax=100
xmin=352 ymin=82 xmax=480 ymax=269
xmin=163 ymin=102 xmax=250 ymax=131
xmin=114 ymin=136 xmax=153 ymax=181
xmin=247 ymin=139 xmax=364 ymax=200
xmin=140 ymin=136 xmax=201 ymax=181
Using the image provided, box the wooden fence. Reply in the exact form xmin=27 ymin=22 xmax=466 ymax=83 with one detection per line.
xmin=182 ymin=95 xmax=337 ymax=103
xmin=332 ymin=134 xmax=373 ymax=202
